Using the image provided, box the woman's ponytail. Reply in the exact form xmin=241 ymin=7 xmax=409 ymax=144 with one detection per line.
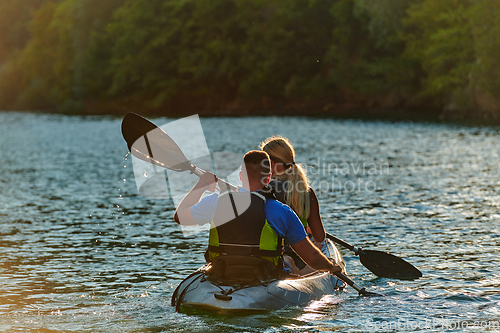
xmin=260 ymin=136 xmax=310 ymax=219
xmin=285 ymin=162 xmax=310 ymax=219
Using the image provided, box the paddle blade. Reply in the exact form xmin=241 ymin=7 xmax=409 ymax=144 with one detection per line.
xmin=121 ymin=113 xmax=194 ymax=172
xmin=359 ymin=288 xmax=383 ymax=297
xmin=359 ymin=250 xmax=422 ymax=279
xmin=121 ymin=112 xmax=157 ymax=151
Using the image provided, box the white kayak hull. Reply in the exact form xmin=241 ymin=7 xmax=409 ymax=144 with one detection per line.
xmin=172 ymin=239 xmax=346 ymax=313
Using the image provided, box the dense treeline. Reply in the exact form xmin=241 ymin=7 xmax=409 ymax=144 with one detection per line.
xmin=0 ymin=0 xmax=499 ymax=119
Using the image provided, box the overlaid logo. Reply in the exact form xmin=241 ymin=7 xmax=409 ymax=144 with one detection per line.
xmin=128 ymin=114 xmax=245 ymax=234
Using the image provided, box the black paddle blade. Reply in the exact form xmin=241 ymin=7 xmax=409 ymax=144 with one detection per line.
xmin=359 ymin=250 xmax=422 ymax=279
xmin=121 ymin=113 xmax=157 ymax=151
xmin=121 ymin=113 xmax=194 ymax=172
xmin=358 ymin=288 xmax=383 ymax=297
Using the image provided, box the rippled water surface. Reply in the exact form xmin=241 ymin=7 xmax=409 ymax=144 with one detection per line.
xmin=1 ymin=112 xmax=500 ymax=332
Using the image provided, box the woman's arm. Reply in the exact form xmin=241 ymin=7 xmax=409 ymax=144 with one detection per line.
xmin=307 ymin=188 xmax=326 ymax=243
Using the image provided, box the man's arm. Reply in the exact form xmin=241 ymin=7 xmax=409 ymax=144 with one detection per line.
xmin=265 ymin=200 xmax=342 ymax=275
xmin=173 ymin=172 xmax=218 ymax=226
xmin=290 ymin=237 xmax=342 ymax=274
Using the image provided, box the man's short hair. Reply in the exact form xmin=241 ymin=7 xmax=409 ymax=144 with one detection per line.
xmin=243 ymin=150 xmax=270 ymax=185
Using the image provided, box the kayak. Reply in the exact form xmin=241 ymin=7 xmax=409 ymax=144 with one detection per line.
xmin=171 ymin=239 xmax=346 ymax=313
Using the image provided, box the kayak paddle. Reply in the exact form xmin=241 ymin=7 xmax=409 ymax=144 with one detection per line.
xmin=326 ymin=233 xmax=422 ymax=279
xmin=121 ymin=112 xmax=237 ymax=191
xmin=334 ymin=271 xmax=381 ymax=297
xmin=121 ymin=113 xmax=381 ymax=297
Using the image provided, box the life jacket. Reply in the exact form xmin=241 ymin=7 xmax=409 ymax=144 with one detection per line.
xmin=205 ymin=190 xmax=284 ymax=267
xmin=269 ymin=179 xmax=308 ymax=228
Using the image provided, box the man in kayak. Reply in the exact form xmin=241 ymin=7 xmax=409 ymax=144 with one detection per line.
xmin=174 ymin=150 xmax=342 ymax=277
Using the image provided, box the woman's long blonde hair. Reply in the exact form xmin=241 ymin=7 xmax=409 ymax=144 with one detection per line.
xmin=259 ymin=136 xmax=310 ymax=219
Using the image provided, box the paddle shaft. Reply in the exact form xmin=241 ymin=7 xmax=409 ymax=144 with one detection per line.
xmin=132 ymin=139 xmax=236 ymax=191
xmin=333 ymin=271 xmax=378 ymax=296
xmin=326 ymin=233 xmax=362 ymax=254
xmin=189 ymin=165 xmax=238 ymax=192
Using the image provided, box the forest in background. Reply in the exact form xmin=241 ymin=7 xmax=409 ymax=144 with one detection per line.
xmin=0 ymin=0 xmax=499 ymax=120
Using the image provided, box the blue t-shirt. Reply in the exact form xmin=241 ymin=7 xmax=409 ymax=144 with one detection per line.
xmin=263 ymin=199 xmax=307 ymax=245
xmin=191 ymin=188 xmax=307 ymax=245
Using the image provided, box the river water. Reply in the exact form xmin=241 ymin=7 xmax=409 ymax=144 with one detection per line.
xmin=1 ymin=112 xmax=499 ymax=332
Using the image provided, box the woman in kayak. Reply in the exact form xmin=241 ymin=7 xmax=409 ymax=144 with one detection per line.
xmin=260 ymin=136 xmax=328 ymax=275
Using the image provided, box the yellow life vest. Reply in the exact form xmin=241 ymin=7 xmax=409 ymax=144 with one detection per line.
xmin=206 ymin=191 xmax=283 ymax=266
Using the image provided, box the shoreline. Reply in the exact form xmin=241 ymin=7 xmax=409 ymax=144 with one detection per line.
xmin=2 ymin=106 xmax=499 ymax=128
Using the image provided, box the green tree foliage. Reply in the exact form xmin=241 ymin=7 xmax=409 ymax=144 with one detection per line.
xmin=351 ymin=0 xmax=417 ymax=94
xmin=403 ymin=0 xmax=500 ymax=116
xmin=102 ymin=0 xmax=237 ymax=110
xmin=0 ymin=0 xmax=53 ymax=62
xmin=403 ymin=0 xmax=475 ymax=99
xmin=0 ymin=2 xmax=63 ymax=109
xmin=102 ymin=0 xmax=338 ymax=112
xmin=0 ymin=0 xmax=125 ymax=111
xmin=0 ymin=0 xmax=58 ymax=108
xmin=238 ymin=0 xmax=336 ymax=101
xmin=471 ymin=0 xmax=500 ymax=96
xmin=0 ymin=0 xmax=499 ymax=118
